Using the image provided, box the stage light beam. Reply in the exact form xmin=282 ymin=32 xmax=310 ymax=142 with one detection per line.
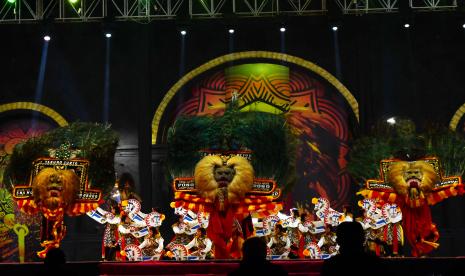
xmin=68 ymin=0 xmax=79 ymax=4
xmin=33 ymin=33 xmax=51 ymax=128
xmin=103 ymin=31 xmax=111 ymax=123
xmin=7 ymin=0 xmax=16 ymax=4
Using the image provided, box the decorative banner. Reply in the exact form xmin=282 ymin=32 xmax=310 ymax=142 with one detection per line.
xmin=173 ymin=178 xmax=196 ymax=192
xmin=200 ymin=149 xmax=252 ymax=161
xmin=173 ymin=177 xmax=277 ymax=197
xmin=250 ymin=178 xmax=276 ymax=194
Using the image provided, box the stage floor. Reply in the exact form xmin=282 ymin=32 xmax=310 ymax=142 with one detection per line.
xmin=1 ymin=258 xmax=465 ymax=276
xmin=100 ymin=260 xmax=322 ymax=276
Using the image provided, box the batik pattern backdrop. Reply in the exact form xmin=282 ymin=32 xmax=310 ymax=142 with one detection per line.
xmin=170 ymin=63 xmax=354 ymax=210
xmin=0 ymin=117 xmax=55 ymax=262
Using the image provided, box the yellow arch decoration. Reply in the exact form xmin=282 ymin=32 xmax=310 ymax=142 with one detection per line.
xmin=151 ymin=51 xmax=359 ymax=144
xmin=450 ymin=103 xmax=465 ymax=131
xmin=0 ymin=102 xmax=68 ymax=127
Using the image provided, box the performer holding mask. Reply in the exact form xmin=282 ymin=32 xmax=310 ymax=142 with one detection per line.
xmin=102 ymin=204 xmax=121 ymax=261
xmin=138 ymin=227 xmax=164 ymax=260
xmin=267 ymin=224 xmax=291 ymax=259
xmin=185 ymin=228 xmax=213 ymax=260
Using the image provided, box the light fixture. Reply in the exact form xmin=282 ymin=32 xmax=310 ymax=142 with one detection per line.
xmin=462 ymin=23 xmax=465 ymax=29
xmin=68 ymin=0 xmax=79 ymax=4
xmin=180 ymin=30 xmax=187 ymax=36
xmin=404 ymin=23 xmax=410 ymax=28
xmin=7 ymin=0 xmax=16 ymax=4
xmin=105 ymin=33 xmax=112 ymax=38
xmin=280 ymin=27 xmax=286 ymax=32
xmin=332 ymin=26 xmax=338 ymax=31
xmin=228 ymin=29 xmax=235 ymax=34
xmin=43 ymin=35 xmax=51 ymax=41
xmin=386 ymin=117 xmax=396 ymax=125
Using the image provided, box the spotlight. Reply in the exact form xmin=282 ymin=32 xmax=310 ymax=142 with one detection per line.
xmin=180 ymin=30 xmax=187 ymax=36
xmin=280 ymin=27 xmax=286 ymax=32
xmin=462 ymin=23 xmax=465 ymax=29
xmin=43 ymin=35 xmax=51 ymax=41
xmin=105 ymin=33 xmax=112 ymax=38
xmin=332 ymin=26 xmax=338 ymax=31
xmin=68 ymin=0 xmax=79 ymax=4
xmin=228 ymin=29 xmax=235 ymax=34
xmin=386 ymin=117 xmax=396 ymax=125
xmin=404 ymin=23 xmax=410 ymax=28
xmin=7 ymin=0 xmax=16 ymax=3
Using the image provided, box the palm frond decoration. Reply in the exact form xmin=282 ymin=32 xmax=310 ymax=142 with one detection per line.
xmin=424 ymin=125 xmax=465 ymax=177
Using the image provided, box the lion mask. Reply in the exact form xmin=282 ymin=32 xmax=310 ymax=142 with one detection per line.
xmin=194 ymin=155 xmax=254 ymax=203
xmin=388 ymin=161 xmax=438 ymax=203
xmin=32 ymin=168 xmax=80 ymax=211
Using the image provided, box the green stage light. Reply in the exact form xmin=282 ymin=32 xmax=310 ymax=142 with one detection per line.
xmin=68 ymin=0 xmax=78 ymax=4
xmin=7 ymin=0 xmax=16 ymax=4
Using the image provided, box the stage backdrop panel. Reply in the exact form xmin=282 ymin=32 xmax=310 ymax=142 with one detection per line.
xmin=158 ymin=61 xmax=356 ymax=210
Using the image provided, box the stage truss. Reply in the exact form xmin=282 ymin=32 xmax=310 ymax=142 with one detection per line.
xmin=0 ymin=0 xmax=460 ymax=24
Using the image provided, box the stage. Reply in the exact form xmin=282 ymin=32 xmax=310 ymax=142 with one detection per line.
xmin=1 ymin=258 xmax=465 ymax=276
xmin=2 ymin=2 xmax=465 ymax=273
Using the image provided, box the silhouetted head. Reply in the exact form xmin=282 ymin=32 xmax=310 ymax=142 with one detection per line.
xmin=121 ymin=214 xmax=129 ymax=224
xmin=336 ymin=221 xmax=365 ymax=253
xmin=290 ymin=208 xmax=299 ymax=218
xmin=342 ymin=204 xmax=352 ymax=214
xmin=242 ymin=237 xmax=267 ymax=262
xmin=149 ymin=227 xmax=159 ymax=236
xmin=275 ymin=224 xmax=285 ymax=234
xmin=44 ymin=248 xmax=66 ymax=266
xmin=119 ymin=173 xmax=135 ymax=190
xmin=196 ymin=227 xmax=207 ymax=238
xmin=110 ymin=203 xmax=120 ymax=214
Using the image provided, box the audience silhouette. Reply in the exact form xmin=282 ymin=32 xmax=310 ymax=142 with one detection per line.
xmin=229 ymin=237 xmax=288 ymax=276
xmin=37 ymin=248 xmax=77 ymax=276
xmin=321 ymin=221 xmax=387 ymax=276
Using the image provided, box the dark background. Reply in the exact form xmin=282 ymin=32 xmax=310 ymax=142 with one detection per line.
xmin=1 ymin=12 xmax=465 ymax=260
